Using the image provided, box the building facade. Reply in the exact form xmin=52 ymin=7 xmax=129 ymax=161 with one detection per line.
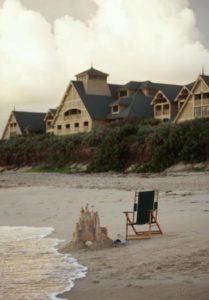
xmin=2 ymin=68 xmax=209 ymax=140
xmin=2 ymin=111 xmax=45 ymax=140
xmin=175 ymin=75 xmax=209 ymax=123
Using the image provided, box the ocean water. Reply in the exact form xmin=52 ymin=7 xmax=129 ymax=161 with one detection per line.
xmin=0 ymin=226 xmax=87 ymax=300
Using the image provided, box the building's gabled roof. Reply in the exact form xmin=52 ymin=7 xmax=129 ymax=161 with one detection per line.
xmin=108 ymin=91 xmax=153 ymax=120
xmin=156 ymin=84 xmax=182 ymax=102
xmin=72 ymin=81 xmax=114 ymax=120
xmin=174 ymin=74 xmax=209 ymax=124
xmin=76 ymin=67 xmax=109 ymax=78
xmin=201 ymin=75 xmax=209 ymax=87
xmin=151 ymin=83 xmax=182 ymax=105
xmin=174 ymin=82 xmax=194 ymax=103
xmin=13 ymin=111 xmax=46 ymax=133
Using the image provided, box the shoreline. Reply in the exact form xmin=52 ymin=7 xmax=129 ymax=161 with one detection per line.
xmin=0 ymin=172 xmax=209 ymax=300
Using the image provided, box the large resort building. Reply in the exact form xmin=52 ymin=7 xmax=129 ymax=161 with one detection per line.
xmin=2 ymin=67 xmax=209 ymax=140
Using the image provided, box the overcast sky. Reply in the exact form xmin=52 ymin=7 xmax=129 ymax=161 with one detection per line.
xmin=0 ymin=0 xmax=209 ymax=135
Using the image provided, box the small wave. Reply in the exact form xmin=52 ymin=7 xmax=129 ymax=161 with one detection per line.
xmin=0 ymin=226 xmax=87 ymax=300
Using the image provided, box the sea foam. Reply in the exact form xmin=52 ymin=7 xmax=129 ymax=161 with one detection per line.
xmin=0 ymin=226 xmax=87 ymax=300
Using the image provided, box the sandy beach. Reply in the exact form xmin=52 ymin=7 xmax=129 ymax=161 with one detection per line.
xmin=0 ymin=171 xmax=209 ymax=300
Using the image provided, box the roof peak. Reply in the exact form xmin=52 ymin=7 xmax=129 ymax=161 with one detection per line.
xmin=76 ymin=67 xmax=109 ymax=78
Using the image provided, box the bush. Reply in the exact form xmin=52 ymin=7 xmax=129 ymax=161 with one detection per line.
xmin=0 ymin=118 xmax=209 ymax=173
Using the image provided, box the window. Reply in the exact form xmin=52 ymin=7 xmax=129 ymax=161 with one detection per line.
xmin=47 ymin=121 xmax=51 ymax=126
xmin=203 ymin=93 xmax=209 ymax=105
xmin=119 ymin=90 xmax=127 ymax=97
xmin=155 ymin=105 xmax=162 ymax=116
xmin=66 ymin=124 xmax=70 ymax=129
xmin=74 ymin=123 xmax=79 ymax=128
xmin=10 ymin=122 xmax=17 ymax=128
xmin=203 ymin=93 xmax=209 ymax=99
xmin=84 ymin=121 xmax=89 ymax=127
xmin=64 ymin=109 xmax=81 ymax=116
xmin=163 ymin=104 xmax=169 ymax=115
xmin=202 ymin=106 xmax=209 ymax=117
xmin=194 ymin=94 xmax=201 ymax=100
xmin=112 ymin=106 xmax=119 ymax=113
xmin=57 ymin=125 xmax=62 ymax=130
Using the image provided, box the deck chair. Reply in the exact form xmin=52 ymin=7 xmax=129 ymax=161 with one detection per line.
xmin=123 ymin=190 xmax=163 ymax=240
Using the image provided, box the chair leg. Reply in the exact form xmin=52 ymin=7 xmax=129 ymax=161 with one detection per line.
xmin=148 ymin=211 xmax=152 ymax=237
xmin=151 ymin=214 xmax=163 ymax=235
xmin=125 ymin=222 xmax=128 ymax=240
xmin=155 ymin=219 xmax=163 ymax=234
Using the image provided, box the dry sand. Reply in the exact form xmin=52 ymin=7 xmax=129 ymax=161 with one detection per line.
xmin=0 ymin=171 xmax=209 ymax=300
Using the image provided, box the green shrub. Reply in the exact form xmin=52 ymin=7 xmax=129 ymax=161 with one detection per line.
xmin=0 ymin=118 xmax=209 ymax=173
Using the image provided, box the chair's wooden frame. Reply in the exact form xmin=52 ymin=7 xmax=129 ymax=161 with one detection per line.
xmin=123 ymin=190 xmax=163 ymax=240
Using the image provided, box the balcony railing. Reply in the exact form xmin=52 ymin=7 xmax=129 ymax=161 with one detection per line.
xmin=64 ymin=114 xmax=82 ymax=120
xmin=163 ymin=109 xmax=169 ymax=115
xmin=194 ymin=105 xmax=209 ymax=118
xmin=203 ymin=98 xmax=209 ymax=105
xmin=155 ymin=109 xmax=169 ymax=116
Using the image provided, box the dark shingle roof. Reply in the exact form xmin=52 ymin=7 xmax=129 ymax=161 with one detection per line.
xmin=118 ymin=81 xmax=141 ymax=91
xmin=109 ymin=83 xmax=122 ymax=98
xmin=108 ymin=91 xmax=153 ymax=120
xmin=186 ymin=82 xmax=195 ymax=90
xmin=117 ymin=80 xmax=182 ymax=102
xmin=72 ymin=81 xmax=114 ymax=120
xmin=13 ymin=111 xmax=46 ymax=133
xmin=72 ymin=78 xmax=181 ymax=121
xmin=158 ymin=84 xmax=182 ymax=102
xmin=202 ymin=75 xmax=209 ymax=87
xmin=49 ymin=108 xmax=57 ymax=115
xmin=76 ymin=67 xmax=109 ymax=78
xmin=110 ymin=97 xmax=132 ymax=107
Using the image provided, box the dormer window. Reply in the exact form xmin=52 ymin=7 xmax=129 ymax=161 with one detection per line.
xmin=112 ymin=105 xmax=119 ymax=114
xmin=119 ymin=90 xmax=128 ymax=98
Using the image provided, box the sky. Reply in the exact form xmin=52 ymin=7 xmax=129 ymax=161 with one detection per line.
xmin=0 ymin=0 xmax=209 ymax=136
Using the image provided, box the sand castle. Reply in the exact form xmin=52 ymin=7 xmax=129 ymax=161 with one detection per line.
xmin=67 ymin=204 xmax=113 ymax=250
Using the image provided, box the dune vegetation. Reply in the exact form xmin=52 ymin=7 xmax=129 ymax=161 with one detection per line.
xmin=0 ymin=117 xmax=209 ymax=173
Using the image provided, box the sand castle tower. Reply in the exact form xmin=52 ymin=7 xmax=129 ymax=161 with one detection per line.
xmin=69 ymin=204 xmax=113 ymax=250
